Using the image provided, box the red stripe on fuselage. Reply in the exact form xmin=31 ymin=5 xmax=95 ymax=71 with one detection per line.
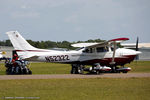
xmin=15 ymin=50 xmax=50 ymax=52
xmin=70 ymin=55 xmax=136 ymax=66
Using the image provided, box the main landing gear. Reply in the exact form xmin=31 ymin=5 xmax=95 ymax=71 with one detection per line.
xmin=71 ymin=64 xmax=84 ymax=74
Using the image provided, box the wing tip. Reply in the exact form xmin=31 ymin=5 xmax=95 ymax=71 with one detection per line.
xmin=110 ymin=38 xmax=129 ymax=42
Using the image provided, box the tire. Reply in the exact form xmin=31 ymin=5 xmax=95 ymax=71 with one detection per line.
xmin=71 ymin=64 xmax=76 ymax=74
xmin=96 ymin=71 xmax=100 ymax=74
xmin=80 ymin=69 xmax=84 ymax=74
xmin=79 ymin=65 xmax=84 ymax=74
xmin=6 ymin=69 xmax=9 ymax=75
xmin=28 ymin=70 xmax=32 ymax=74
xmin=11 ymin=67 xmax=15 ymax=75
xmin=23 ymin=68 xmax=27 ymax=74
xmin=70 ymin=70 xmax=73 ymax=74
xmin=15 ymin=66 xmax=20 ymax=74
xmin=123 ymin=71 xmax=127 ymax=73
xmin=6 ymin=68 xmax=11 ymax=75
xmin=71 ymin=68 xmax=76 ymax=74
xmin=71 ymin=64 xmax=84 ymax=74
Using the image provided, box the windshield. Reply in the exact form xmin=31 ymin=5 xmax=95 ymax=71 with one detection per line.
xmin=75 ymin=47 xmax=85 ymax=51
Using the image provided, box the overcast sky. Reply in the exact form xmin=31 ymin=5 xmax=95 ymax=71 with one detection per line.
xmin=0 ymin=0 xmax=150 ymax=43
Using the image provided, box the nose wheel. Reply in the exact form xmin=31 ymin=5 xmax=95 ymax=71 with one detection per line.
xmin=110 ymin=66 xmax=119 ymax=73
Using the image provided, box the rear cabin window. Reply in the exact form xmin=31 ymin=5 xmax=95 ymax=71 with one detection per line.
xmin=96 ymin=47 xmax=108 ymax=52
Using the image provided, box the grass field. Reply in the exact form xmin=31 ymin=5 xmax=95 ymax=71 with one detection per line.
xmin=0 ymin=78 xmax=150 ymax=100
xmin=0 ymin=61 xmax=150 ymax=100
xmin=126 ymin=61 xmax=150 ymax=73
xmin=0 ymin=61 xmax=150 ymax=75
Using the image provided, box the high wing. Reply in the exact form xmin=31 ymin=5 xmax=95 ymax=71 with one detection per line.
xmin=72 ymin=38 xmax=129 ymax=65
xmin=71 ymin=43 xmax=99 ymax=48
xmin=72 ymin=38 xmax=129 ymax=48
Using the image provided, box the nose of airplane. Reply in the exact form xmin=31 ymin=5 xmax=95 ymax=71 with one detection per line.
xmin=117 ymin=48 xmax=142 ymax=56
xmin=126 ymin=49 xmax=142 ymax=55
xmin=135 ymin=51 xmax=142 ymax=55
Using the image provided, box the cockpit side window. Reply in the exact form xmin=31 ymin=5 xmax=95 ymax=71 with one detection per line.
xmin=82 ymin=48 xmax=94 ymax=53
xmin=76 ymin=47 xmax=84 ymax=51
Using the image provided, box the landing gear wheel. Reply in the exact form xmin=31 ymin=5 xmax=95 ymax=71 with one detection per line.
xmin=111 ymin=66 xmax=116 ymax=73
xmin=71 ymin=64 xmax=84 ymax=74
xmin=28 ymin=70 xmax=32 ymax=74
xmin=71 ymin=68 xmax=76 ymax=74
xmin=23 ymin=68 xmax=27 ymax=74
xmin=96 ymin=71 xmax=100 ymax=74
xmin=122 ymin=71 xmax=127 ymax=73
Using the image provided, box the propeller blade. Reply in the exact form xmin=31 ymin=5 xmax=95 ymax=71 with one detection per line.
xmin=136 ymin=37 xmax=139 ymax=51
xmin=135 ymin=37 xmax=139 ymax=60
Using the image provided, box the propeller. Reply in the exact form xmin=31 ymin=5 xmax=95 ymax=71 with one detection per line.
xmin=135 ymin=37 xmax=139 ymax=60
xmin=136 ymin=37 xmax=139 ymax=51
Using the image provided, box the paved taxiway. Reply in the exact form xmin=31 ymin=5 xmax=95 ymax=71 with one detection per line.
xmin=0 ymin=73 xmax=150 ymax=80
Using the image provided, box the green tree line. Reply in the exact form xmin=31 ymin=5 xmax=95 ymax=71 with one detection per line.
xmin=0 ymin=39 xmax=105 ymax=49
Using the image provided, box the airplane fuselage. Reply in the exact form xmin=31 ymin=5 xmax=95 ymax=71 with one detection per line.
xmin=6 ymin=31 xmax=142 ymax=74
xmin=16 ymin=48 xmax=140 ymax=66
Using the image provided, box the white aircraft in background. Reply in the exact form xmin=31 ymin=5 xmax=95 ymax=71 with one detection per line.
xmin=6 ymin=31 xmax=141 ymax=74
xmin=0 ymin=51 xmax=6 ymax=60
xmin=0 ymin=52 xmax=4 ymax=59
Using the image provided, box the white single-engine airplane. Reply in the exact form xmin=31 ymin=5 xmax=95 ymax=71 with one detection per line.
xmin=6 ymin=31 xmax=141 ymax=74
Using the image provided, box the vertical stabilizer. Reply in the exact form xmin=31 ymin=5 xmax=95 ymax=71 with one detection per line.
xmin=6 ymin=31 xmax=37 ymax=50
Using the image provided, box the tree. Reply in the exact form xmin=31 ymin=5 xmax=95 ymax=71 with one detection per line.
xmin=0 ymin=38 xmax=105 ymax=50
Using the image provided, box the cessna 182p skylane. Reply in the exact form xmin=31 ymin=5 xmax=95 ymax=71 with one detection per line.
xmin=6 ymin=31 xmax=141 ymax=74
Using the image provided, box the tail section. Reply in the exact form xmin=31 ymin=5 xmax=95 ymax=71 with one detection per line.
xmin=6 ymin=31 xmax=37 ymax=50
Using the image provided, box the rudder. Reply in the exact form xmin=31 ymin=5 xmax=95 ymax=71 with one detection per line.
xmin=6 ymin=31 xmax=37 ymax=50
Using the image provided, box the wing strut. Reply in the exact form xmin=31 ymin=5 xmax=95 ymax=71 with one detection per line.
xmin=110 ymin=41 xmax=116 ymax=65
